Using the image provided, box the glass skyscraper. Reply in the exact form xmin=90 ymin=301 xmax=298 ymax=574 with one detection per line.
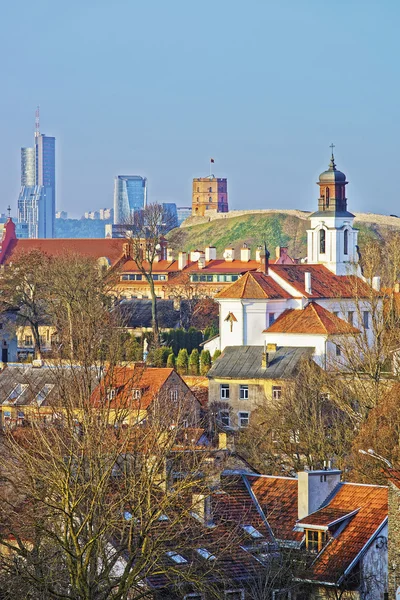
xmin=113 ymin=175 xmax=147 ymax=224
xmin=17 ymin=116 xmax=55 ymax=238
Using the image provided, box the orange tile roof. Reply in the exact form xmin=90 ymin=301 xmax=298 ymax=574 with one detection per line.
xmin=270 ymin=264 xmax=373 ymax=299
xmin=264 ymin=302 xmax=360 ymax=335
xmin=244 ymin=474 xmax=303 ymax=543
xmin=91 ymin=365 xmax=175 ymax=410
xmin=120 ymin=259 xmax=178 ymax=273
xmin=184 ymin=259 xmax=264 ymax=274
xmin=306 ymin=483 xmax=388 ymax=584
xmin=216 ymin=271 xmax=292 ymax=299
xmin=2 ymin=238 xmax=127 ymax=266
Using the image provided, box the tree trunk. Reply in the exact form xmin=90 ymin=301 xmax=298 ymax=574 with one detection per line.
xmin=31 ymin=322 xmax=42 ymax=360
xmin=148 ymin=276 xmax=159 ymax=342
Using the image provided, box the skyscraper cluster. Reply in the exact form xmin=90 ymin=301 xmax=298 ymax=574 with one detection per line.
xmin=17 ymin=109 xmax=55 ymax=238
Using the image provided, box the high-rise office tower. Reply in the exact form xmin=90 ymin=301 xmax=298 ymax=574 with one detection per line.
xmin=17 ymin=108 xmax=55 ymax=238
xmin=113 ymin=175 xmax=147 ymax=224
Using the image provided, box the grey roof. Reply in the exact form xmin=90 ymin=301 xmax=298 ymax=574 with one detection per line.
xmin=0 ymin=364 xmax=101 ymax=407
xmin=117 ymin=300 xmax=181 ymax=329
xmin=207 ymin=346 xmax=313 ymax=380
xmin=310 ymin=210 xmax=355 ymax=219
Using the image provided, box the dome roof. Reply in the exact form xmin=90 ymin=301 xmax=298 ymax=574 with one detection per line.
xmin=319 ymin=155 xmax=346 ymax=183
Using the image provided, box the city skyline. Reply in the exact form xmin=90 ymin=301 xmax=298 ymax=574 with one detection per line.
xmin=2 ymin=1 xmax=400 ymax=218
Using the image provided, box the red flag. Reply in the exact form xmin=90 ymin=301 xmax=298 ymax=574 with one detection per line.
xmin=210 ymin=158 xmax=215 ymax=163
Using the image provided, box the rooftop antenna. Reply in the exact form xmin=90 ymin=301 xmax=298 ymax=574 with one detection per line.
xmin=35 ymin=106 xmax=40 ymax=138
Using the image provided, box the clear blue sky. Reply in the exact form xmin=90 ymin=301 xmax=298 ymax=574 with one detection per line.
xmin=2 ymin=0 xmax=399 ymax=218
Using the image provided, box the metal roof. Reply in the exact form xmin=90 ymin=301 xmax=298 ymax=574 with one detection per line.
xmin=207 ymin=346 xmax=313 ymax=380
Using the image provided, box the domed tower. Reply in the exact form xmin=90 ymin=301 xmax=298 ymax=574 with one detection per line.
xmin=307 ymin=147 xmax=359 ymax=275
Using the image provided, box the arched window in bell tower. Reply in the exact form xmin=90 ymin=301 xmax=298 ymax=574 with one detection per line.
xmin=344 ymin=229 xmax=348 ymax=255
xmin=320 ymin=229 xmax=326 ymax=254
xmin=326 ymin=187 xmax=330 ymax=208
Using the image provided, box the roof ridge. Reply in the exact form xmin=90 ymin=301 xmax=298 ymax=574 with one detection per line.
xmin=308 ymin=302 xmax=329 ymax=333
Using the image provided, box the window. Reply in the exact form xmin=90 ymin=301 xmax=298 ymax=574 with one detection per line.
xmin=225 ymin=591 xmax=244 ymax=600
xmin=220 ymin=384 xmax=229 ymax=400
xmin=123 ymin=511 xmax=133 ymax=520
xmin=238 ymin=411 xmax=249 ymax=428
xmin=209 ymin=187 xmax=212 ymax=192
xmin=107 ymin=388 xmax=116 ymax=401
xmin=166 ymin=551 xmax=187 ymax=564
xmin=363 ymin=311 xmax=369 ymax=329
xmin=35 ymin=384 xmax=54 ymax=406
xmin=325 ymin=187 xmax=330 ymax=208
xmin=347 ymin=311 xmax=354 ymax=325
xmin=272 ymin=591 xmax=292 ymax=600
xmin=319 ymin=392 xmax=330 ymax=401
xmin=242 ymin=524 xmax=263 ymax=538
xmin=184 ymin=595 xmax=204 ymax=600
xmin=268 ymin=313 xmax=275 ymax=326
xmin=209 ymin=197 xmax=212 ymax=202
xmin=344 ymin=229 xmax=348 ymax=255
xmin=152 ymin=274 xmax=166 ymax=281
xmin=336 ymin=344 xmax=341 ymax=357
xmin=24 ymin=335 xmax=33 ymax=346
xmin=239 ymin=385 xmax=249 ymax=400
xmin=7 ymin=383 xmax=28 ymax=403
xmin=170 ymin=389 xmax=178 ymax=401
xmin=319 ymin=229 xmax=326 ymax=254
xmin=132 ymin=389 xmax=141 ymax=399
xmin=306 ymin=529 xmax=326 ymax=553
xmin=272 ymin=386 xmax=282 ymax=400
xmin=220 ymin=411 xmax=230 ymax=427
xmin=196 ymin=548 xmax=216 ymax=560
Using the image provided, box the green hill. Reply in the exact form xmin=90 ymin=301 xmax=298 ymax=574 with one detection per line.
xmin=167 ymin=211 xmax=400 ymax=260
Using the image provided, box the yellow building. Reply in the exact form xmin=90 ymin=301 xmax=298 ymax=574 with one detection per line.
xmin=192 ymin=176 xmax=228 ymax=216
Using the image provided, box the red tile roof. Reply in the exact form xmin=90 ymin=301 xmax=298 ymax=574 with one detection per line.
xmin=306 ymin=483 xmax=388 ymax=584
xmin=297 ymin=507 xmax=358 ymax=528
xmin=264 ymin=302 xmax=360 ymax=335
xmin=216 ymin=271 xmax=292 ymax=299
xmin=244 ymin=474 xmax=303 ymax=543
xmin=2 ymin=238 xmax=127 ymax=266
xmin=270 ymin=264 xmax=373 ymax=299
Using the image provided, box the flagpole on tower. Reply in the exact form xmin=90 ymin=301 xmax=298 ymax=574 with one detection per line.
xmin=210 ymin=158 xmax=215 ymax=178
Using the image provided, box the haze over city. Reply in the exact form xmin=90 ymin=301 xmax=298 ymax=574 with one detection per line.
xmin=2 ymin=0 xmax=400 ymax=217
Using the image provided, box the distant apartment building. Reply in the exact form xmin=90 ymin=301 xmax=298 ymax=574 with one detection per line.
xmin=192 ymin=176 xmax=228 ymax=216
xmin=55 ymin=211 xmax=68 ymax=219
xmin=84 ymin=211 xmax=100 ymax=220
xmin=17 ymin=109 xmax=55 ymax=238
xmin=99 ymin=208 xmax=113 ymax=220
xmin=177 ymin=206 xmax=192 ymax=225
xmin=113 ymin=175 xmax=147 ymax=225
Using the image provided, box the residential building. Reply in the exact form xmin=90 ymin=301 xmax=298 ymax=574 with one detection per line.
xmin=192 ymin=175 xmax=228 ymax=216
xmin=113 ymin=175 xmax=147 ymax=224
xmin=99 ymin=207 xmax=113 ymax=220
xmin=84 ymin=210 xmax=100 ymax=220
xmin=55 ymin=211 xmax=68 ymax=219
xmin=207 ymin=345 xmax=313 ymax=430
xmin=176 ymin=205 xmax=192 ymax=225
xmin=17 ymin=111 xmax=55 ymax=238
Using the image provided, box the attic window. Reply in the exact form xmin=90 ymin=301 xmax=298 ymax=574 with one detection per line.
xmin=132 ymin=389 xmax=141 ymax=399
xmin=7 ymin=383 xmax=28 ymax=403
xmin=35 ymin=384 xmax=54 ymax=406
xmin=242 ymin=525 xmax=263 ymax=538
xmin=107 ymin=388 xmax=117 ymax=401
xmin=305 ymin=529 xmax=326 ymax=553
xmin=158 ymin=514 xmax=169 ymax=521
xmin=166 ymin=551 xmax=188 ymax=564
xmin=196 ymin=548 xmax=216 ymax=560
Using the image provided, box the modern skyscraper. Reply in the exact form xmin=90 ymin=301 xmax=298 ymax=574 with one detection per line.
xmin=113 ymin=175 xmax=147 ymax=224
xmin=17 ymin=109 xmax=55 ymax=238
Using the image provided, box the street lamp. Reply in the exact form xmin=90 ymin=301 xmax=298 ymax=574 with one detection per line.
xmin=358 ymin=448 xmax=393 ymax=468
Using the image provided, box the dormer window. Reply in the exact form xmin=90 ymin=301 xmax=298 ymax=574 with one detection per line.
xmin=305 ymin=529 xmax=327 ymax=553
xmin=166 ymin=551 xmax=187 ymax=564
xmin=132 ymin=389 xmax=141 ymax=400
xmin=107 ymin=388 xmax=116 ymax=401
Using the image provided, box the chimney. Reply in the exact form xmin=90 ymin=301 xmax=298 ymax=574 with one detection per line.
xmin=198 ymin=254 xmax=206 ymax=269
xmin=223 ymin=248 xmax=235 ymax=262
xmin=297 ymin=469 xmax=341 ymax=520
xmin=305 ymin=272 xmax=312 ymax=294
xmin=275 ymin=246 xmax=281 ymax=260
xmin=218 ymin=432 xmax=227 ymax=449
xmin=167 ymin=248 xmax=174 ymax=262
xmin=240 ymin=244 xmax=251 ymax=262
xmin=255 ymin=246 xmax=262 ymax=263
xmin=192 ymin=493 xmax=213 ymax=526
xmin=372 ymin=276 xmax=381 ymax=291
xmin=190 ymin=250 xmax=202 ymax=262
xmin=267 ymin=343 xmax=277 ymax=353
xmin=263 ymin=245 xmax=270 ymax=275
xmin=178 ymin=252 xmax=187 ymax=270
xmin=205 ymin=246 xmax=217 ymax=261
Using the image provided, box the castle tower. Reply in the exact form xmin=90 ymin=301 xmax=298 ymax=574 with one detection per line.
xmin=307 ymin=148 xmax=359 ymax=275
xmin=192 ymin=175 xmax=228 ymax=217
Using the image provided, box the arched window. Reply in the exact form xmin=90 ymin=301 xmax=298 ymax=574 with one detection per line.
xmin=344 ymin=229 xmax=348 ymax=255
xmin=326 ymin=187 xmax=330 ymax=208
xmin=320 ymin=229 xmax=326 ymax=254
xmin=209 ymin=197 xmax=212 ymax=202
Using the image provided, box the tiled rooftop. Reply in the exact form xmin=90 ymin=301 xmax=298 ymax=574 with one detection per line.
xmin=216 ymin=271 xmax=292 ymax=299
xmin=264 ymin=302 xmax=360 ymax=335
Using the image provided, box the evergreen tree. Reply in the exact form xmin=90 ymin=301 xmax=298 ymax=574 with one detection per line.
xmin=188 ymin=349 xmax=200 ymax=375
xmin=167 ymin=352 xmax=176 ymax=369
xmin=176 ymin=348 xmax=189 ymax=375
xmin=200 ymin=349 xmax=212 ymax=375
xmin=212 ymin=349 xmax=222 ymax=362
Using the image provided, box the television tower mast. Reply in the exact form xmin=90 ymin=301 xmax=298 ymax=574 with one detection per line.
xmin=35 ymin=106 xmax=40 ymax=138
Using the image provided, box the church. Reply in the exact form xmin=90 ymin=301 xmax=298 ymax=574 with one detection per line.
xmin=206 ymin=151 xmax=378 ymax=369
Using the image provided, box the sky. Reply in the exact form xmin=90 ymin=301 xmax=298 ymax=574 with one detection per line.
xmin=2 ymin=0 xmax=400 ymax=218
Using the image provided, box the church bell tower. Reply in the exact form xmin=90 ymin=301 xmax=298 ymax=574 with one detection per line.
xmin=307 ymin=146 xmax=360 ymax=275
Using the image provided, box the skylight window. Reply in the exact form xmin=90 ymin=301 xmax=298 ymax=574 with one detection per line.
xmin=166 ymin=551 xmax=188 ymax=564
xmin=35 ymin=384 xmax=54 ymax=406
xmin=123 ymin=511 xmax=133 ymax=521
xmin=242 ymin=525 xmax=264 ymax=538
xmin=158 ymin=514 xmax=169 ymax=521
xmin=6 ymin=383 xmax=28 ymax=404
xmin=196 ymin=548 xmax=216 ymax=560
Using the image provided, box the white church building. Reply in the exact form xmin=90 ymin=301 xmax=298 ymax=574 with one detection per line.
xmin=206 ymin=152 xmax=378 ymax=369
